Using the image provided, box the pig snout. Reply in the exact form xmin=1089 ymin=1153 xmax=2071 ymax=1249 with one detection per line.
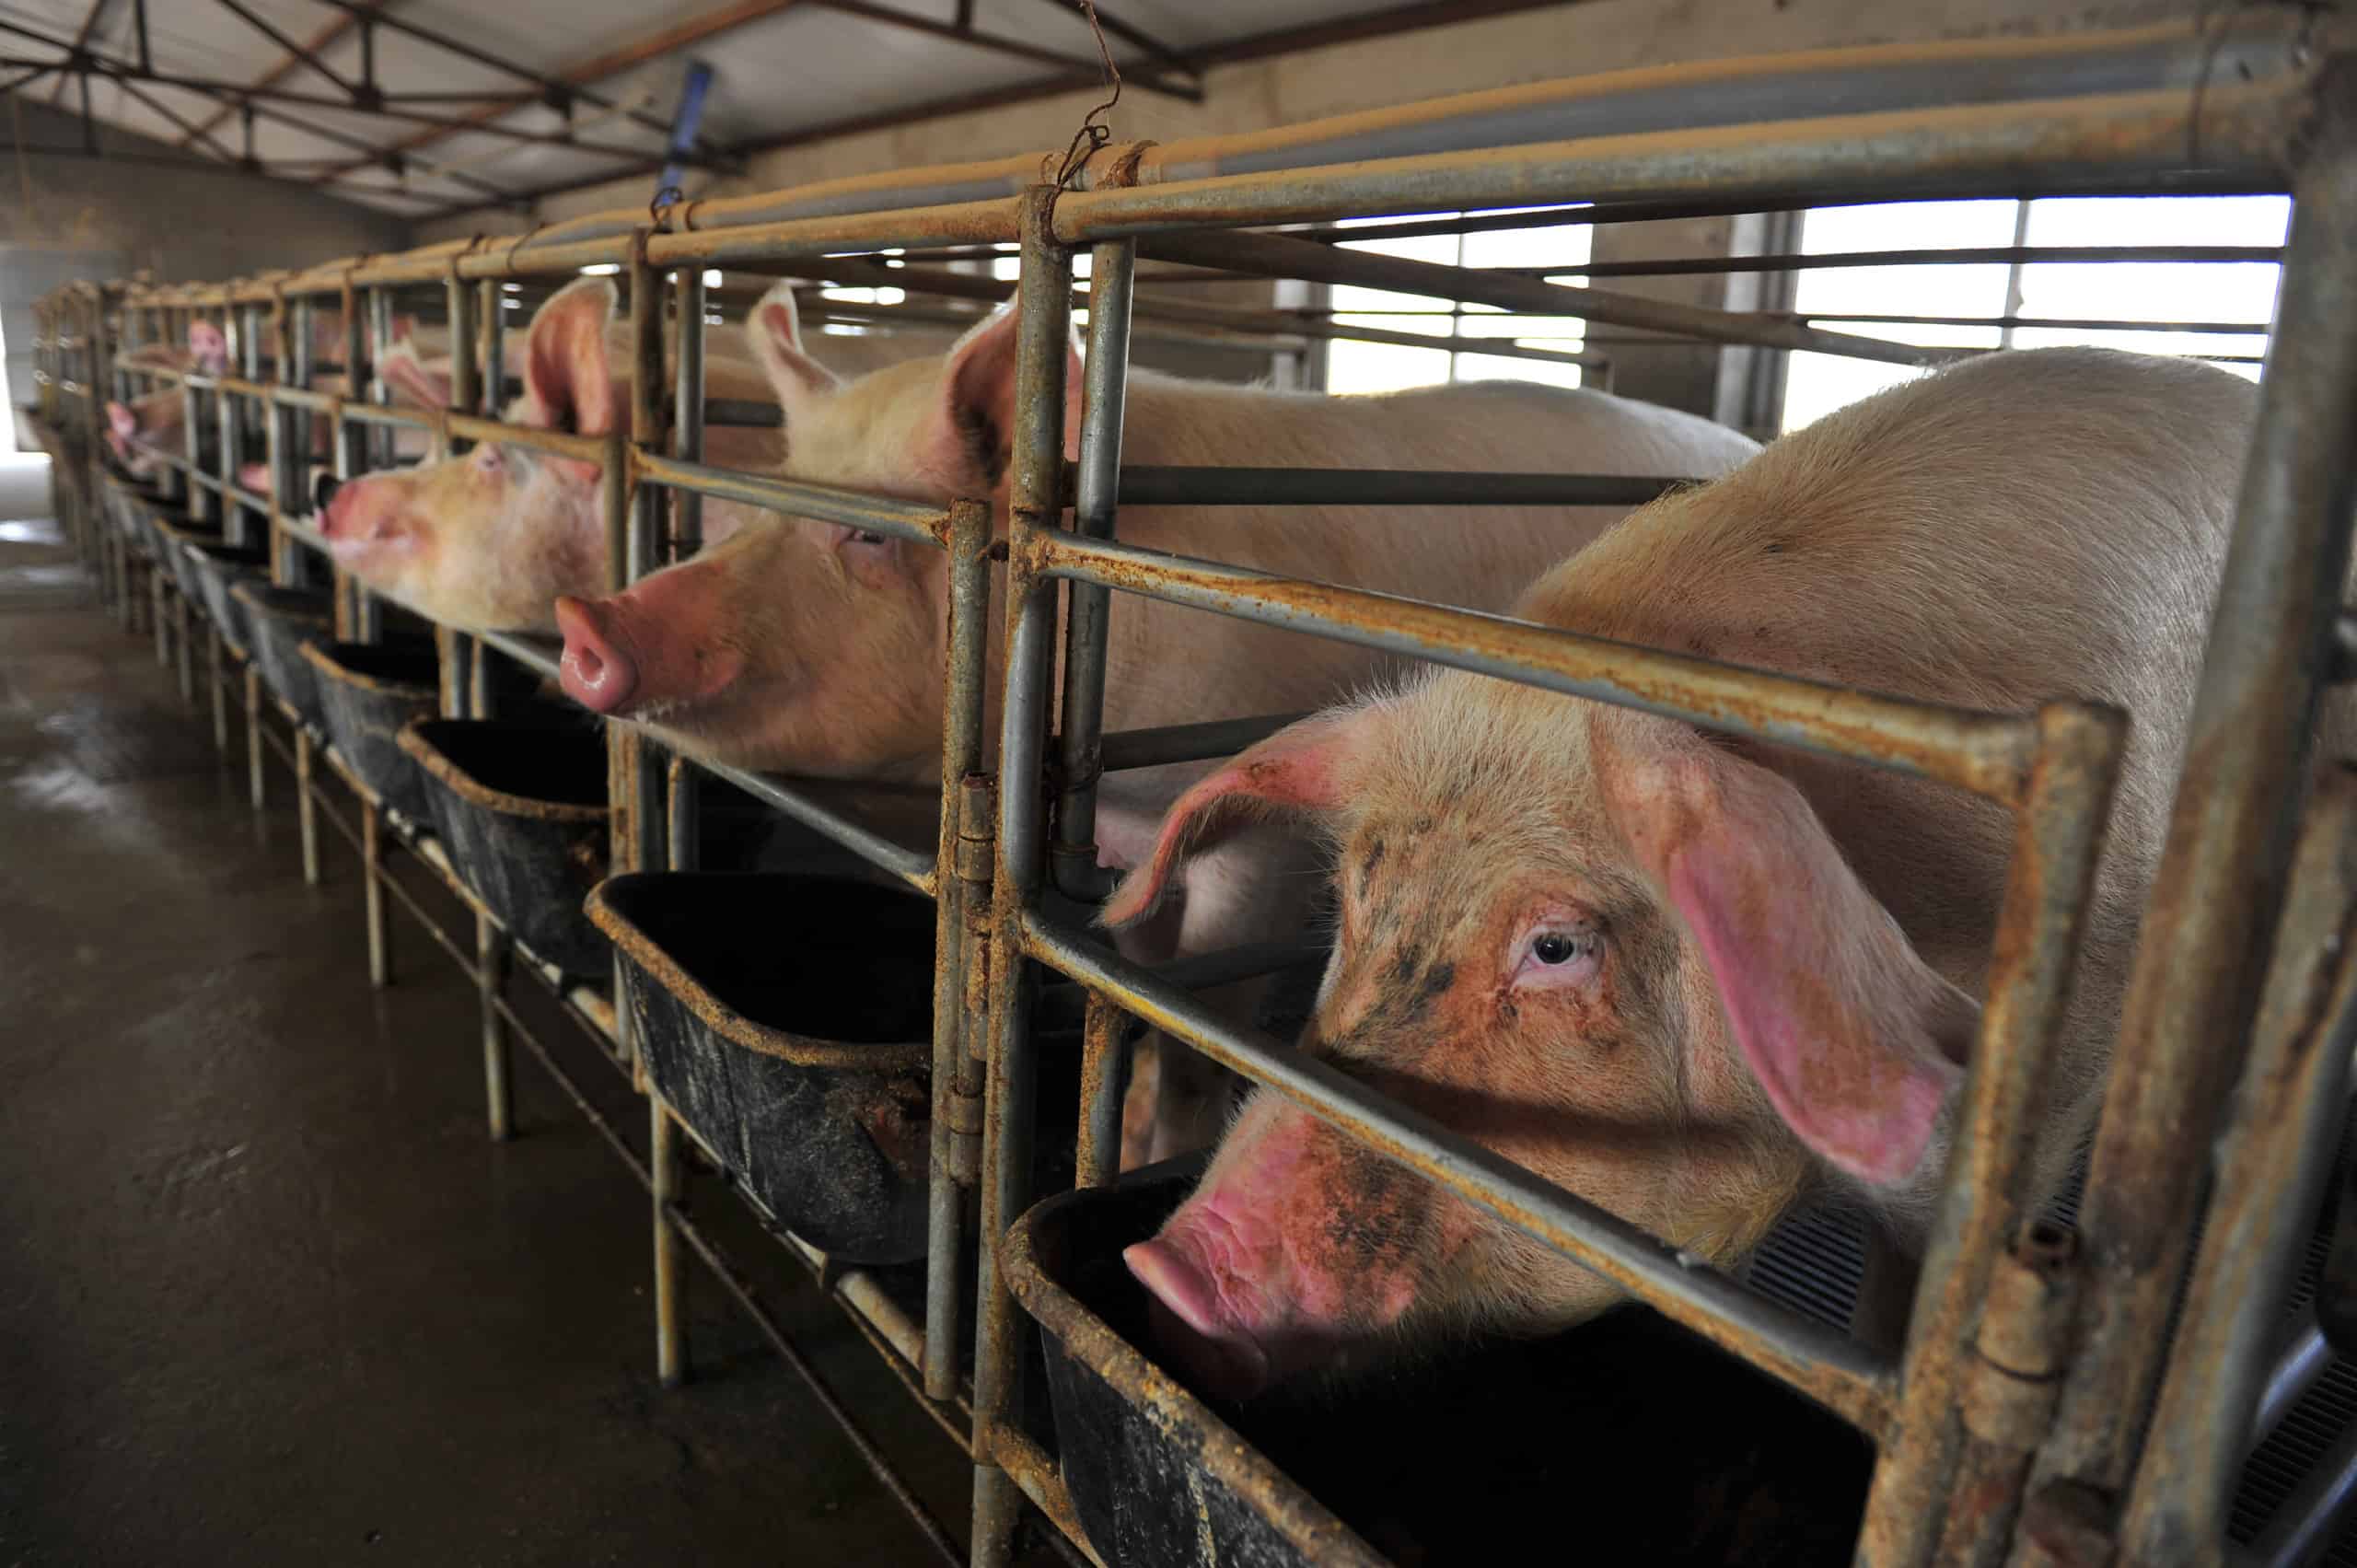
xmin=554 ymin=595 xmax=641 ymax=714
xmin=1123 ymin=1099 xmax=1422 ymax=1401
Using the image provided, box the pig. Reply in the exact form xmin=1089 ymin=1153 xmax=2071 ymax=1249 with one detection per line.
xmin=315 ymin=277 xmax=784 ymax=633
xmin=552 ymin=281 xmax=1761 ymax=1164
xmin=104 ymin=324 xmax=231 ymax=477
xmin=1103 ymin=347 xmax=2343 ymax=1403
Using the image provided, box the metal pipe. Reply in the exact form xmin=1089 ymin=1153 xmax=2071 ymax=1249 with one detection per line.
xmin=366 ymin=287 xmax=394 ymax=470
xmin=1076 ymin=993 xmax=1130 ymax=1190
xmin=2117 ymin=766 xmax=2357 ymax=1562
xmin=970 ymin=188 xmax=1071 ymax=1568
xmin=1144 ymin=228 xmax=1962 ymax=367
xmin=207 ymin=624 xmax=226 ymax=750
xmin=455 ymin=910 xmax=505 ymax=1148
xmin=633 ymin=451 xmax=946 ymax=546
xmin=1098 ymin=711 xmax=1309 ymax=772
xmin=1857 ymin=703 xmax=2126 ymax=1565
xmin=1033 ymin=529 xmax=2038 ymax=802
xmin=296 ymin=727 xmax=319 ymax=886
xmin=243 ymin=663 xmax=262 ymax=808
xmin=1050 ymin=238 xmax=1134 ymax=912
xmin=702 ymin=761 xmax=936 ymax=890
xmin=2038 ymin=109 xmax=2357 ymax=1501
xmin=674 ymin=265 xmax=707 ymax=561
xmin=652 ymin=1098 xmax=687 ymax=1388
xmin=2254 ymin=1321 xmax=2331 ymax=1447
xmin=1023 ymin=908 xmax=1897 ymax=1434
xmin=446 ymin=271 xmax=479 ymax=434
xmin=927 ymin=498 xmax=993 ymax=1401
xmin=1102 ymin=467 xmax=1692 ymax=508
xmin=363 ymin=801 xmax=391 ymax=987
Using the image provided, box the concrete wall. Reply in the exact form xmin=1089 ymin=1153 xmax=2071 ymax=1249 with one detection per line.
xmin=0 ymin=100 xmax=409 ymax=407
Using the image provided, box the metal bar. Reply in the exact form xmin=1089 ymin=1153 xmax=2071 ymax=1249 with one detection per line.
xmin=1106 ymin=467 xmax=1691 ymax=508
xmin=1098 ymin=711 xmax=1310 ymax=772
xmin=2037 ymin=110 xmax=2357 ymax=1501
xmin=207 ymin=624 xmax=227 ymax=749
xmin=927 ymin=499 xmax=993 ymax=1402
xmin=478 ymin=911 xmax=513 ymax=1141
xmin=363 ymin=801 xmax=391 ymax=986
xmin=296 ymin=727 xmax=319 ymax=885
xmin=990 ymin=1426 xmax=1109 ymax=1568
xmin=1854 ymin=703 xmax=2127 ymax=1564
xmin=1075 ymin=993 xmax=1129 ymax=1189
xmin=1144 ymin=228 xmax=1957 ymax=367
xmin=2254 ymin=1321 xmax=2332 ymax=1447
xmin=2116 ymin=766 xmax=2357 ymax=1562
xmin=810 ymin=0 xmax=1199 ymax=100
xmin=243 ymin=663 xmax=262 ymax=807
xmin=1032 ymin=529 xmax=2038 ymax=802
xmin=1800 ymin=310 xmax=2267 ymax=336
xmin=673 ymin=267 xmax=706 ymax=562
xmin=446 ymin=273 xmax=480 ymax=429
xmin=632 ymin=451 xmax=949 ymax=545
xmin=1022 ymin=911 xmax=1897 ymax=1432
xmin=176 ymin=0 xmax=377 ymax=151
xmin=970 ymin=187 xmax=1072 ymax=1568
xmin=702 ymin=761 xmax=936 ymax=889
xmin=652 ymin=1098 xmax=687 ymax=1388
xmin=1050 ymin=238 xmax=1133 ymax=906
xmin=1527 ymin=242 xmax=2286 ymax=280
xmin=209 ymin=0 xmax=358 ymax=99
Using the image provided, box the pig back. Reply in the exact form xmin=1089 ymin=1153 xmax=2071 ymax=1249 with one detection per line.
xmin=1095 ymin=376 xmax=1760 ymax=738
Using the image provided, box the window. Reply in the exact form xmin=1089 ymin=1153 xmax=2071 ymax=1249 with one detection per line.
xmin=1321 ymin=210 xmax=1593 ymax=394
xmin=1780 ymin=194 xmax=2286 ymax=432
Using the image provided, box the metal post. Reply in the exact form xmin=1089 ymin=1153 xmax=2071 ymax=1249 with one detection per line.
xmin=367 ymin=287 xmax=395 ymax=470
xmin=446 ymin=272 xmax=479 ymax=437
xmin=478 ymin=279 xmax=504 ymax=418
xmin=925 ymin=497 xmax=994 ymax=1402
xmin=296 ymin=728 xmax=319 ymax=886
xmin=183 ymin=375 xmax=213 ymax=527
xmin=150 ymin=563 xmax=168 ymax=667
xmin=1076 ymin=993 xmax=1132 ymax=1189
xmin=364 ymin=801 xmax=391 ymax=988
xmin=174 ymin=586 xmax=193 ymax=703
xmin=283 ymin=296 xmax=312 ymax=586
xmin=652 ymin=1096 xmax=687 ymax=1388
xmin=1049 ymin=238 xmax=1134 ymax=903
xmin=2034 ymin=106 xmax=2357 ymax=1505
xmin=479 ymin=911 xmax=513 ymax=1142
xmin=244 ymin=664 xmax=265 ymax=809
xmin=971 ymin=187 xmax=1074 ymax=1568
xmin=216 ymin=369 xmax=241 ymax=546
xmin=208 ymin=623 xmax=226 ymax=750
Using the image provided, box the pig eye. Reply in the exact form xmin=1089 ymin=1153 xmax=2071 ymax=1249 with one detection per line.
xmin=1512 ymin=920 xmax=1602 ymax=989
xmin=847 ymin=529 xmax=888 ymax=547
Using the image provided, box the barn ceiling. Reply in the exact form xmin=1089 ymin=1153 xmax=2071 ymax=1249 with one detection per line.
xmin=0 ymin=0 xmax=1556 ymax=220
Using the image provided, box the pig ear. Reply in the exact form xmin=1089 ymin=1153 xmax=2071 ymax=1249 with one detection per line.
xmin=926 ymin=305 xmax=1083 ymax=492
xmin=107 ymin=401 xmax=136 ymax=440
xmin=747 ymin=282 xmax=841 ymax=407
xmin=522 ymin=277 xmax=620 ymax=438
xmin=1596 ymin=720 xmax=1972 ymax=1189
xmin=378 ymin=343 xmax=452 ymax=411
xmin=1102 ymin=707 xmax=1370 ymax=929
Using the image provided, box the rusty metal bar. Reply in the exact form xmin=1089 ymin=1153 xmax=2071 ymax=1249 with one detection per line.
xmin=478 ymin=911 xmax=513 ymax=1144
xmin=1075 ymin=993 xmax=1129 ymax=1190
xmin=2037 ymin=104 xmax=2357 ymax=1502
xmin=700 ymin=761 xmax=936 ymax=891
xmin=1049 ymin=237 xmax=1134 ymax=907
xmin=990 ymin=1425 xmax=1109 ymax=1568
xmin=1859 ymin=705 xmax=2127 ymax=1566
xmin=1031 ymin=529 xmax=2038 ymax=802
xmin=2115 ymin=766 xmax=2357 ymax=1562
xmin=1097 ymin=711 xmax=1310 ymax=772
xmin=971 ymin=187 xmax=1073 ymax=1568
xmin=1021 ymin=908 xmax=1898 ymax=1434
xmin=296 ymin=727 xmax=319 ymax=886
xmin=633 ymin=451 xmax=947 ymax=546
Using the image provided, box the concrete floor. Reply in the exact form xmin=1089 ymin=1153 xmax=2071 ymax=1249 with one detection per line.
xmin=0 ymin=515 xmax=986 ymax=1566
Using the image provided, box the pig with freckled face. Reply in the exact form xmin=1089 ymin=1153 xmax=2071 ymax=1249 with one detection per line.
xmin=1107 ymin=347 xmax=2357 ymax=1402
xmin=549 ymin=278 xmax=1762 ymax=1161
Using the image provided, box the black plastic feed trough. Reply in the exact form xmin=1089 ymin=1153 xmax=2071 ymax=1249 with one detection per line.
xmin=401 ymin=717 xmax=612 ymax=978
xmin=588 ymin=872 xmax=935 ymax=1264
xmin=149 ymin=513 xmax=224 ymax=603
xmin=231 ymin=584 xmax=334 ymax=727
xmin=303 ymin=640 xmax=441 ymax=821
xmin=1008 ymin=1165 xmax=1875 ymax=1568
xmin=186 ymin=542 xmax=271 ymax=652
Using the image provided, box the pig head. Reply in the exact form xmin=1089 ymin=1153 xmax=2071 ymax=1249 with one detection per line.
xmin=1104 ymin=690 xmax=1972 ymax=1401
xmin=555 ymin=282 xmax=1074 ymax=774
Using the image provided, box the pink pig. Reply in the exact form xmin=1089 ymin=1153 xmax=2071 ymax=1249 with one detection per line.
xmin=1107 ymin=347 xmax=2350 ymax=1400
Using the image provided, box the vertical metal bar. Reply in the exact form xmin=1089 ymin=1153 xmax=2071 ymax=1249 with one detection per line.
xmin=478 ymin=280 xmax=505 ymax=418
xmin=479 ymin=911 xmax=513 ymax=1143
xmin=437 ymin=625 xmax=472 ymax=720
xmin=364 ymin=802 xmax=391 ymax=987
xmin=174 ymin=586 xmax=192 ymax=702
xmin=1998 ymin=200 xmax=2032 ymax=352
xmin=971 ymin=187 xmax=1073 ymax=1568
xmin=150 ymin=563 xmax=167 ymax=666
xmin=653 ymin=1096 xmax=687 ymax=1387
xmin=217 ymin=373 xmax=242 ymax=547
xmin=926 ymin=497 xmax=993 ymax=1402
xmin=296 ymin=728 xmax=319 ymax=886
xmin=208 ymin=624 xmax=226 ymax=749
xmin=468 ymin=636 xmax=492 ymax=719
xmin=446 ymin=273 xmax=479 ymax=437
xmin=2036 ymin=113 xmax=2357 ymax=1503
xmin=1049 ymin=238 xmax=1133 ymax=900
xmin=244 ymin=664 xmax=264 ymax=809
xmin=626 ymin=255 xmax=667 ymax=880
xmin=334 ymin=293 xmax=374 ymax=645
xmin=1076 ymin=993 xmax=1131 ymax=1189
xmin=284 ymin=296 xmax=312 ymax=585
xmin=183 ymin=376 xmax=212 ymax=526
xmin=367 ymin=287 xmax=395 ymax=470
xmin=1856 ymin=703 xmax=2125 ymax=1567
xmin=666 ymin=756 xmax=698 ymax=872
xmin=2114 ymin=767 xmax=2357 ymax=1563
xmin=674 ymin=265 xmax=706 ymax=560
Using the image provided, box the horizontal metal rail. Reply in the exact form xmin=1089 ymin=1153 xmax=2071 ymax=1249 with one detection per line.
xmin=1020 ymin=910 xmax=1898 ymax=1434
xmin=1028 ymin=526 xmax=2038 ymax=801
xmin=698 ymin=761 xmax=937 ymax=892
xmin=1101 ymin=467 xmax=1694 ymax=509
xmin=633 ymin=451 xmax=950 ymax=547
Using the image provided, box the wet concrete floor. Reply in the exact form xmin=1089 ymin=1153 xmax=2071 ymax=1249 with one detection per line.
xmin=0 ymin=518 xmax=991 ymax=1566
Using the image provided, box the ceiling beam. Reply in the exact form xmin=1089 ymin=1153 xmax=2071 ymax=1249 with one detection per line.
xmin=1185 ymin=0 xmax=1581 ymax=68
xmin=178 ymin=0 xmax=386 ymax=151
xmin=113 ymin=75 xmax=239 ymax=164
xmin=45 ymin=0 xmax=110 ymax=106
xmin=810 ymin=0 xmax=1199 ymax=100
xmin=211 ymin=0 xmax=360 ymax=99
xmin=1023 ymin=0 xmax=1197 ymax=81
